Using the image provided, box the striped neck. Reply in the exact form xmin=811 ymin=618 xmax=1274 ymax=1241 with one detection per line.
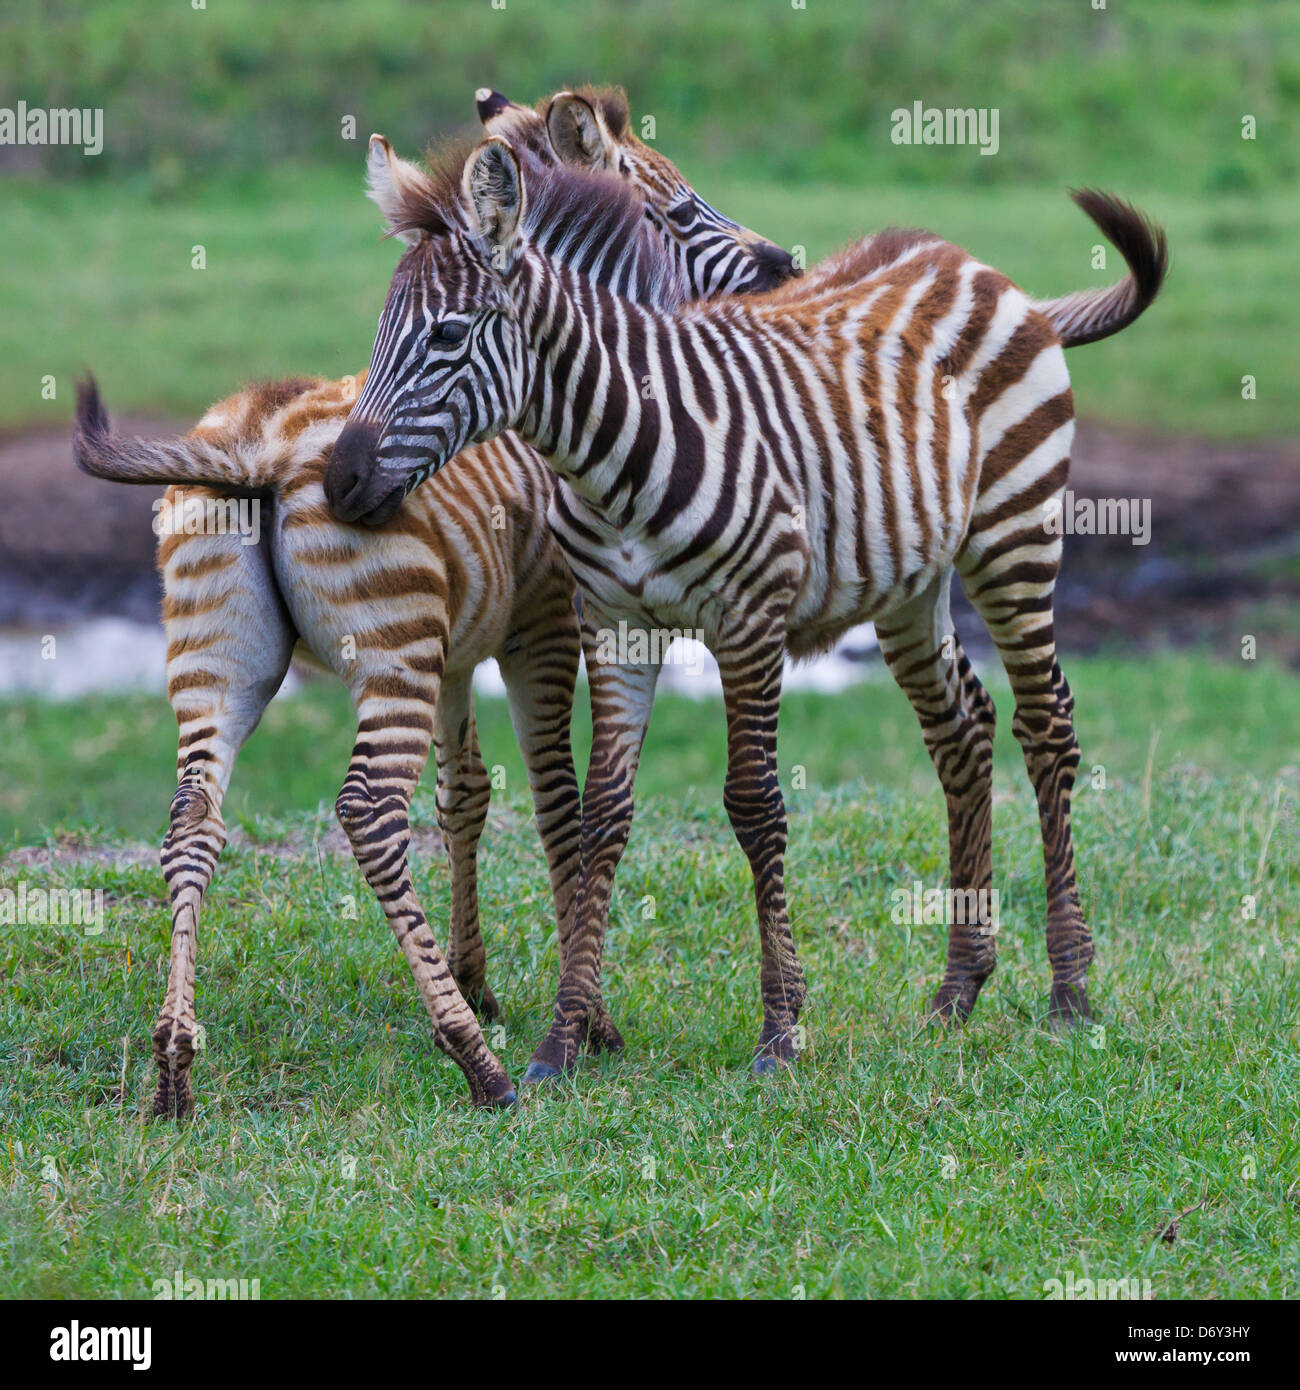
xmin=510 ymin=250 xmax=681 ymax=519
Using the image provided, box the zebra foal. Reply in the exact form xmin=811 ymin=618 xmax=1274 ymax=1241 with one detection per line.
xmin=325 ymin=135 xmax=1166 ymax=1085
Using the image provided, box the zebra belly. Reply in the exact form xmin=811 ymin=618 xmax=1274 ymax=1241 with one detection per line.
xmin=783 ymin=392 xmax=979 ymax=648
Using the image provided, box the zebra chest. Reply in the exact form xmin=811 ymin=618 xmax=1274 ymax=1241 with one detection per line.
xmin=549 ymin=489 xmax=654 ymax=603
xmin=557 ymin=529 xmax=693 ymax=627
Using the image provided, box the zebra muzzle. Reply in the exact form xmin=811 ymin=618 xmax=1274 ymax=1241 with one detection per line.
xmin=324 ymin=421 xmax=406 ymax=525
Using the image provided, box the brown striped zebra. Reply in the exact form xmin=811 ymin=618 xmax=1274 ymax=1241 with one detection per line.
xmin=324 ymin=135 xmax=1167 ymax=1085
xmin=71 ymin=90 xmax=796 ymax=1115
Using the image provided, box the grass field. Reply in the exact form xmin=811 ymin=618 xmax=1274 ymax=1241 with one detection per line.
xmin=2 ymin=655 xmax=1297 ymax=1297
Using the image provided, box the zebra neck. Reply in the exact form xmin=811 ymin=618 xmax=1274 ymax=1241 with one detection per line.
xmin=512 ymin=255 xmax=678 ymax=519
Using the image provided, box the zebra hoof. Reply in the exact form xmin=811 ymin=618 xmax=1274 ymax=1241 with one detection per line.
xmin=927 ymin=982 xmax=981 ymax=1024
xmin=521 ymin=1060 xmax=563 ymax=1086
xmin=472 ymin=986 xmax=502 ymax=1022
xmin=493 ymin=1087 xmax=518 ymax=1108
xmin=751 ymin=1039 xmax=796 ymax=1076
xmin=583 ymin=1014 xmax=625 ymax=1055
xmin=1046 ymin=982 xmax=1092 ymax=1030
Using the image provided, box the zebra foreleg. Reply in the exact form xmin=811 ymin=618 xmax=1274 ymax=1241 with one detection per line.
xmin=498 ymin=586 xmax=624 ymax=1053
xmin=716 ymin=625 xmax=807 ymax=1074
xmin=521 ymin=631 xmax=660 ymax=1084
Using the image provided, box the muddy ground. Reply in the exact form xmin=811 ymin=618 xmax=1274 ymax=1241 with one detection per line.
xmin=2 ymin=414 xmax=1297 ymax=663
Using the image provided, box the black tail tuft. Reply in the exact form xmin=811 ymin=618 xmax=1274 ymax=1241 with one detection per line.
xmin=1070 ymin=187 xmax=1169 ymax=316
xmin=73 ymin=374 xmax=111 ymax=476
xmin=1032 ymin=190 xmax=1169 ymax=348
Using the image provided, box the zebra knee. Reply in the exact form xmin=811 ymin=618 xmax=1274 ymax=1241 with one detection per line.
xmin=958 ymin=656 xmax=997 ymax=735
xmin=164 ymin=780 xmax=225 ymax=858
xmin=335 ymin=785 xmax=377 ymax=843
xmin=1012 ymin=700 xmax=1081 ymax=788
xmin=580 ymin=785 xmax=636 ymax=862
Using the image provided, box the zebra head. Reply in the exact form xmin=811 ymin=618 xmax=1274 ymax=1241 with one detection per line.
xmin=325 ymin=135 xmax=529 ymax=526
xmin=476 ymin=85 xmax=797 ymax=299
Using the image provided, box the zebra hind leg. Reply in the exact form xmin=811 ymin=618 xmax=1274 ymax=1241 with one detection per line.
xmin=154 ymin=763 xmax=228 ymax=1118
xmin=875 ymin=575 xmax=998 ymax=1022
xmin=960 ymin=541 xmax=1094 ymax=1027
xmin=715 ymin=624 xmax=807 ymax=1074
xmin=336 ymin=689 xmax=515 ymax=1106
xmin=434 ymin=672 xmax=499 ymax=1019
xmin=153 ymin=526 xmax=295 ymax=1118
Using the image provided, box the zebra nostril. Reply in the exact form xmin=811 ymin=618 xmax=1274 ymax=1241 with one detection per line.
xmin=753 ymin=241 xmax=798 ymax=287
xmin=324 ymin=421 xmax=381 ymax=519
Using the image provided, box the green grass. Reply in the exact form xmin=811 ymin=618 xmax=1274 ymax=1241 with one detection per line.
xmin=8 ymin=0 xmax=1296 ymax=190
xmin=2 ymin=170 xmax=1295 ymax=439
xmin=4 ymin=653 xmax=1297 ymax=846
xmin=1 ymin=655 xmax=1297 ymax=1296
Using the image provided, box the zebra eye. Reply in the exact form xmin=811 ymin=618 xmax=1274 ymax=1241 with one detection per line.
xmin=428 ymin=319 xmax=469 ymax=346
xmin=664 ymin=200 xmax=696 ymax=230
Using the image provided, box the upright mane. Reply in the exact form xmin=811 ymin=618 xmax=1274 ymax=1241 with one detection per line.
xmin=518 ymin=152 xmax=684 ymax=310
xmin=394 ymin=138 xmax=685 ymax=312
xmin=372 ymin=132 xmax=681 ymax=312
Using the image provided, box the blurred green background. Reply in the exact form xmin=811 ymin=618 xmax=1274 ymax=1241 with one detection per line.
xmin=1 ymin=0 xmax=1297 ymax=434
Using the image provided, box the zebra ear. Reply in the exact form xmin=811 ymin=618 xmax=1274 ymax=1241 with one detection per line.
xmin=366 ymin=134 xmax=433 ymax=247
xmin=546 ymin=92 xmax=610 ymax=170
xmin=475 ymin=87 xmax=516 ymax=124
xmin=463 ymin=137 xmax=525 ymax=262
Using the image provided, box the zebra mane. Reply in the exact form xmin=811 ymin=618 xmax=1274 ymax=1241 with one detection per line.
xmin=378 ymin=133 xmax=481 ymax=242
xmin=403 ymin=138 xmax=685 ymax=311
xmin=518 ymin=153 xmax=684 ymax=309
xmin=395 ymin=134 xmax=647 ymax=250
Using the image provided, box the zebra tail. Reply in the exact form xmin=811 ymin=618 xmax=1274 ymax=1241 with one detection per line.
xmin=73 ymin=375 xmax=265 ymax=490
xmin=1030 ymin=189 xmax=1169 ymax=349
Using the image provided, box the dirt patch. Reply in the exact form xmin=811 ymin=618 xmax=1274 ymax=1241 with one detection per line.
xmin=1022 ymin=422 xmax=1300 ymax=663
xmin=2 ymin=806 xmax=546 ymax=873
xmin=3 ymin=412 xmax=1298 ymax=658
xmin=0 ymin=413 xmax=180 ymax=626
